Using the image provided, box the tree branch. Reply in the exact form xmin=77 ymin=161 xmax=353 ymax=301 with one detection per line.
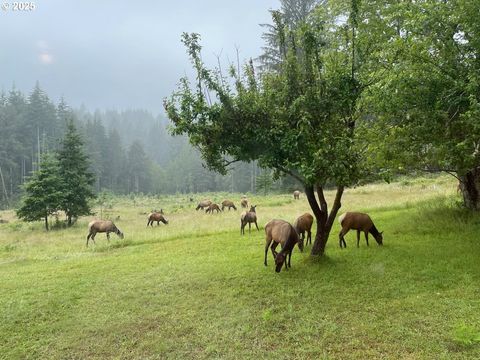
xmin=316 ymin=184 xmax=328 ymax=217
xmin=326 ymin=186 xmax=344 ymax=231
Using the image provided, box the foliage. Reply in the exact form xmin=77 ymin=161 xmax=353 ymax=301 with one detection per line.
xmin=257 ymin=0 xmax=321 ymax=72
xmin=359 ymin=0 xmax=480 ymax=208
xmin=57 ymin=119 xmax=96 ymax=225
xmin=256 ymin=168 xmax=273 ymax=195
xmin=165 ymin=1 xmax=391 ymax=254
xmin=16 ymin=153 xmax=64 ymax=230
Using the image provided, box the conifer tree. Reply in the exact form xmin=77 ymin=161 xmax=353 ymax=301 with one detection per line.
xmin=57 ymin=119 xmax=95 ymax=226
xmin=17 ymin=153 xmax=63 ymax=230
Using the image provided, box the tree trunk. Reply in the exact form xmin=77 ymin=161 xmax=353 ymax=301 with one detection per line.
xmin=460 ymin=167 xmax=480 ymax=210
xmin=305 ymin=185 xmax=345 ymax=256
xmin=67 ymin=214 xmax=72 ymax=227
xmin=44 ymin=215 xmax=49 ymax=231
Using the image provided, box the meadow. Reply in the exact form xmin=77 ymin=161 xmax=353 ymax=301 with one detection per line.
xmin=1 ymin=175 xmax=480 ymax=359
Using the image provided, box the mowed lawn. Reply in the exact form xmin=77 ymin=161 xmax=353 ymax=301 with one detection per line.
xmin=1 ymin=176 xmax=480 ymax=359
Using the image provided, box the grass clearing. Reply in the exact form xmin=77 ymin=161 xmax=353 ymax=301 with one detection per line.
xmin=1 ymin=175 xmax=480 ymax=359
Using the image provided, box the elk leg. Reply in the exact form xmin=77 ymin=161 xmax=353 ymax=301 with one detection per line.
xmin=307 ymin=230 xmax=311 ymax=245
xmin=265 ymin=239 xmax=272 ymax=266
xmin=365 ymin=231 xmax=369 ymax=246
xmin=340 ymin=228 xmax=349 ymax=248
xmin=86 ymin=233 xmax=91 ymax=247
xmin=271 ymin=242 xmax=279 ymax=259
xmin=288 ymin=250 xmax=292 ymax=268
xmin=248 ymin=222 xmax=251 ymax=233
xmin=357 ymin=230 xmax=361 ymax=248
xmin=255 ymin=221 xmax=259 ymax=231
xmin=240 ymin=220 xmax=244 ymax=235
xmin=107 ymin=232 xmax=110 ymax=241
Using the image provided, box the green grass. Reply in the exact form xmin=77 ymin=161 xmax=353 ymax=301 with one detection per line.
xmin=1 ymin=175 xmax=480 ymax=359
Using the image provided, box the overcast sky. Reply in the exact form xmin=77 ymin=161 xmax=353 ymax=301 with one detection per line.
xmin=0 ymin=0 xmax=280 ymax=114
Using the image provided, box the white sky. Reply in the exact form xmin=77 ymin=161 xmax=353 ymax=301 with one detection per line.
xmin=0 ymin=0 xmax=280 ymax=114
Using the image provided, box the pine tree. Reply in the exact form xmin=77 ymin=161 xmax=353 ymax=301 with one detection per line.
xmin=16 ymin=153 xmax=64 ymax=230
xmin=256 ymin=169 xmax=273 ymax=196
xmin=57 ymin=119 xmax=95 ymax=226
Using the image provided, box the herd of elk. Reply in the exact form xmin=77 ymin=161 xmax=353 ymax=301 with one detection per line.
xmin=84 ymin=194 xmax=384 ymax=274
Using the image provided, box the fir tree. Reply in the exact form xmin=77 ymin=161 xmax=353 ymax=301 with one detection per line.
xmin=57 ymin=119 xmax=95 ymax=226
xmin=17 ymin=153 xmax=64 ymax=230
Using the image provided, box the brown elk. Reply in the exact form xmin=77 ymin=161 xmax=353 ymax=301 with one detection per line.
xmin=293 ymin=213 xmax=313 ymax=245
xmin=293 ymin=190 xmax=300 ymax=199
xmin=147 ymin=212 xmax=169 ymax=226
xmin=196 ymin=200 xmax=212 ymax=211
xmin=86 ymin=220 xmax=124 ymax=246
xmin=221 ymin=200 xmax=237 ymax=211
xmin=240 ymin=198 xmax=249 ymax=208
xmin=338 ymin=212 xmax=383 ymax=248
xmin=205 ymin=203 xmax=222 ymax=214
xmin=264 ymin=219 xmax=303 ymax=272
xmin=240 ymin=205 xmax=259 ymax=234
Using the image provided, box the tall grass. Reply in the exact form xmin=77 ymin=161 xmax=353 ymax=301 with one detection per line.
xmin=1 ymin=175 xmax=479 ymax=359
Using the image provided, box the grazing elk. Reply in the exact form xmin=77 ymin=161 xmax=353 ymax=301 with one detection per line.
xmin=293 ymin=190 xmax=300 ymax=200
xmin=240 ymin=205 xmax=259 ymax=234
xmin=221 ymin=200 xmax=237 ymax=211
xmin=338 ymin=212 xmax=383 ymax=248
xmin=86 ymin=220 xmax=124 ymax=246
xmin=240 ymin=198 xmax=249 ymax=208
xmin=264 ymin=219 xmax=303 ymax=272
xmin=147 ymin=212 xmax=169 ymax=226
xmin=205 ymin=203 xmax=222 ymax=214
xmin=293 ymin=213 xmax=313 ymax=246
xmin=196 ymin=200 xmax=212 ymax=211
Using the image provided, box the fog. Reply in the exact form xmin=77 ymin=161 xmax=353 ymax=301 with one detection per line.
xmin=0 ymin=0 xmax=280 ymax=113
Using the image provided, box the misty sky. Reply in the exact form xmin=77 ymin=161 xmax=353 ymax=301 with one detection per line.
xmin=0 ymin=0 xmax=280 ymax=114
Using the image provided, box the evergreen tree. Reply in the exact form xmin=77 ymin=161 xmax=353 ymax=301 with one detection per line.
xmin=57 ymin=119 xmax=95 ymax=226
xmin=256 ymin=169 xmax=273 ymax=196
xmin=16 ymin=153 xmax=64 ymax=230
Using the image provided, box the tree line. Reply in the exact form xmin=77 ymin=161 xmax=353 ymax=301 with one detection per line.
xmin=0 ymin=84 xmax=301 ymax=209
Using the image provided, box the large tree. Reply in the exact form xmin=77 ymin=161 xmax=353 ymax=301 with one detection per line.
xmin=57 ymin=119 xmax=95 ymax=225
xmin=165 ymin=1 xmax=389 ymax=255
xmin=361 ymin=0 xmax=480 ymax=210
xmin=17 ymin=153 xmax=64 ymax=230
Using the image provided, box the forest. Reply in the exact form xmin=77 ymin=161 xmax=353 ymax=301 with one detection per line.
xmin=0 ymin=84 xmax=297 ymax=209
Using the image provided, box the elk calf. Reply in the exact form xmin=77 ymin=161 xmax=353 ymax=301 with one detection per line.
xmin=240 ymin=205 xmax=259 ymax=234
xmin=147 ymin=212 xmax=169 ymax=226
xmin=293 ymin=213 xmax=313 ymax=245
xmin=338 ymin=212 xmax=383 ymax=248
xmin=205 ymin=203 xmax=222 ymax=214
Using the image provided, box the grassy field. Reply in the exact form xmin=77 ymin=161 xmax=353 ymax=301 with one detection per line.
xmin=1 ymin=175 xmax=480 ymax=359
